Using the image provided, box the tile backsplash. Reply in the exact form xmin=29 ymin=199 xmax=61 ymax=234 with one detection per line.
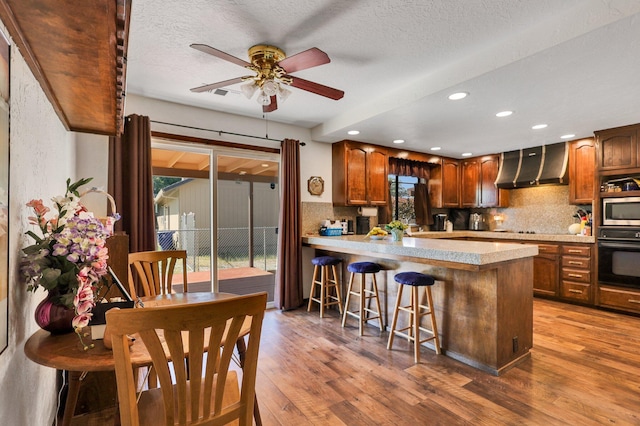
xmin=302 ymin=185 xmax=590 ymax=236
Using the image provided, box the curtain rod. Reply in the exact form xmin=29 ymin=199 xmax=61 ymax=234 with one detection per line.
xmin=150 ymin=120 xmax=306 ymax=146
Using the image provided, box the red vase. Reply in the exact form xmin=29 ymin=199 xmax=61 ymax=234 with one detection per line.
xmin=34 ymin=296 xmax=75 ymax=334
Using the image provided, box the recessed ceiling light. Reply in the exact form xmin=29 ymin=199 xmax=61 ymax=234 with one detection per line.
xmin=448 ymin=92 xmax=468 ymax=100
xmin=393 ymin=139 xmax=405 ymax=144
xmin=347 ymin=130 xmax=360 ymax=135
xmin=430 ymin=147 xmax=441 ymax=151
xmin=496 ymin=111 xmax=513 ymax=117
xmin=461 ymin=152 xmax=473 ymax=157
xmin=532 ymin=124 xmax=548 ymax=130
xmin=261 ymin=163 xmax=269 ymax=167
xmin=239 ymin=171 xmax=247 ymax=175
xmin=560 ymin=134 xmax=575 ymax=139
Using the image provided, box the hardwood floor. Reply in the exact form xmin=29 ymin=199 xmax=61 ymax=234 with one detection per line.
xmin=255 ymin=298 xmax=640 ymax=425
xmin=71 ymin=298 xmax=640 ymax=425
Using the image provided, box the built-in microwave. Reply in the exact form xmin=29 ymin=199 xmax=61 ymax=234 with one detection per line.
xmin=602 ymin=197 xmax=640 ymax=226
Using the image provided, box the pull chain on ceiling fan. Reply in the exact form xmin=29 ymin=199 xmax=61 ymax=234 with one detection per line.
xmin=190 ymin=43 xmax=344 ymax=113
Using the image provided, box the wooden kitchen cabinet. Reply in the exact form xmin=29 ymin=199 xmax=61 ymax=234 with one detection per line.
xmin=568 ymin=138 xmax=595 ymax=204
xmin=595 ymin=124 xmax=639 ymax=171
xmin=533 ymin=244 xmax=560 ymax=297
xmin=598 ymin=285 xmax=640 ymax=314
xmin=461 ymin=158 xmax=479 ymax=207
xmin=560 ymin=244 xmax=592 ymax=303
xmin=332 ymin=140 xmax=388 ymax=206
xmin=478 ymin=155 xmax=508 ymax=207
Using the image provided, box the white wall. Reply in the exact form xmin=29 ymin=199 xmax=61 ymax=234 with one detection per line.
xmin=125 ymin=94 xmax=335 ymax=204
xmin=0 ymin=25 xmax=78 ymax=425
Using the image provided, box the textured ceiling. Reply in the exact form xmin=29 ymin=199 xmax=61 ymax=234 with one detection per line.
xmin=126 ymin=0 xmax=640 ymax=158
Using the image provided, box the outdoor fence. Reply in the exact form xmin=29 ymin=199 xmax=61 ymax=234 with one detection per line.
xmin=156 ymin=226 xmax=278 ymax=272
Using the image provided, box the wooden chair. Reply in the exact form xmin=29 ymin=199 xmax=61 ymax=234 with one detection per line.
xmin=128 ymin=250 xmax=188 ymax=300
xmin=107 ymin=292 xmax=267 ymax=426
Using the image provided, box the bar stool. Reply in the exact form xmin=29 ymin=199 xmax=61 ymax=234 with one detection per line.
xmin=307 ymin=256 xmax=343 ymax=318
xmin=341 ymin=261 xmax=384 ymax=335
xmin=387 ymin=271 xmax=441 ymax=363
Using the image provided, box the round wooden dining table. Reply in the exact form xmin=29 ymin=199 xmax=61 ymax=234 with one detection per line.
xmin=24 ymin=292 xmax=241 ymax=426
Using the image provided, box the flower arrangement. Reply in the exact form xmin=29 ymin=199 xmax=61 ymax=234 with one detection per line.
xmin=21 ymin=178 xmax=118 ymax=348
xmin=385 ymin=220 xmax=408 ymax=232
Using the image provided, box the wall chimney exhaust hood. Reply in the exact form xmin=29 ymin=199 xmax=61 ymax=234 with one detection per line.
xmin=495 ymin=142 xmax=568 ymax=189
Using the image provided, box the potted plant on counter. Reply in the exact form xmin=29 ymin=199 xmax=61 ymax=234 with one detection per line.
xmin=385 ymin=220 xmax=408 ymax=242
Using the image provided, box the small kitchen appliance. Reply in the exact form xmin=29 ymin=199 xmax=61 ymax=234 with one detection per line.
xmin=356 ymin=216 xmax=370 ymax=235
xmin=432 ymin=214 xmax=447 ymax=231
xmin=469 ymin=213 xmax=486 ymax=231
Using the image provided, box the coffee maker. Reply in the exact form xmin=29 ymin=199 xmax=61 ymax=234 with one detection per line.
xmin=432 ymin=214 xmax=447 ymax=231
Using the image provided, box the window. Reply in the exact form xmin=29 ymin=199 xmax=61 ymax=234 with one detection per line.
xmin=389 ymin=174 xmax=418 ymax=223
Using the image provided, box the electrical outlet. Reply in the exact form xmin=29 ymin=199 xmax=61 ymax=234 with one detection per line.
xmin=512 ymin=336 xmax=519 ymax=353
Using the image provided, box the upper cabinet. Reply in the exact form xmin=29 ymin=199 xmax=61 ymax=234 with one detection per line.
xmin=595 ymin=124 xmax=639 ymax=171
xmin=478 ymin=155 xmax=509 ymax=207
xmin=332 ymin=141 xmax=388 ymax=206
xmin=568 ymin=138 xmax=595 ymax=204
xmin=442 ymin=159 xmax=461 ymax=208
xmin=460 ymin=158 xmax=479 ymax=207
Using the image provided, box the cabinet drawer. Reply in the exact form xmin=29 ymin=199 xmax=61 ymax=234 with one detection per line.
xmin=599 ymin=286 xmax=640 ymax=312
xmin=561 ymin=281 xmax=591 ymax=302
xmin=561 ymin=269 xmax=590 ymax=283
xmin=562 ymin=245 xmax=591 ymax=257
xmin=562 ymin=256 xmax=590 ymax=269
xmin=538 ymin=244 xmax=560 ymax=254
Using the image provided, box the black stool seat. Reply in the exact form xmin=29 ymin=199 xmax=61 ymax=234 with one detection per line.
xmin=312 ymin=256 xmax=342 ymax=267
xmin=347 ymin=262 xmax=381 ymax=274
xmin=394 ymin=272 xmax=435 ymax=287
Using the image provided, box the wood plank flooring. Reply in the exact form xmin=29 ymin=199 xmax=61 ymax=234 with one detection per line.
xmin=70 ymin=298 xmax=640 ymax=425
xmin=255 ymin=298 xmax=640 ymax=425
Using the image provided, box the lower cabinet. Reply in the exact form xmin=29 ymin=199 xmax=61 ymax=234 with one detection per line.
xmin=559 ymin=244 xmax=593 ymax=303
xmin=533 ymin=244 xmax=560 ymax=297
xmin=598 ymin=285 xmax=640 ymax=314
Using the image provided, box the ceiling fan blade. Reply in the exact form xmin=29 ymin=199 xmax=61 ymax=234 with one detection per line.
xmin=287 ymin=76 xmax=344 ymax=100
xmin=190 ymin=43 xmax=252 ymax=68
xmin=277 ymin=47 xmax=330 ymax=73
xmin=263 ymin=96 xmax=278 ymax=113
xmin=190 ymin=77 xmax=245 ymax=93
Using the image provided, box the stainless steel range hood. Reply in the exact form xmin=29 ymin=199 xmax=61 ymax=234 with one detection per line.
xmin=495 ymin=142 xmax=569 ymax=189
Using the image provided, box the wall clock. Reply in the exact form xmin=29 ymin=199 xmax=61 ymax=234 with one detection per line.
xmin=307 ymin=176 xmax=324 ymax=195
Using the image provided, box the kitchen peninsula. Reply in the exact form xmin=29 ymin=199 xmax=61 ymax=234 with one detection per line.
xmin=302 ymin=235 xmax=538 ymax=375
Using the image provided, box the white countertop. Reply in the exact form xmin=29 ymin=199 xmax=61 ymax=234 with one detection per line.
xmin=409 ymin=230 xmax=595 ymax=244
xmin=302 ymin=234 xmax=538 ymax=266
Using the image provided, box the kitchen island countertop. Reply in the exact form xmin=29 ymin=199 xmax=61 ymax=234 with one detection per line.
xmin=302 ymin=234 xmax=538 ymax=269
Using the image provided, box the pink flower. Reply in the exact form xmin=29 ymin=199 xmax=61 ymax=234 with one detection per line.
xmin=27 ymin=199 xmax=50 ymax=216
xmin=72 ymin=313 xmax=92 ymax=329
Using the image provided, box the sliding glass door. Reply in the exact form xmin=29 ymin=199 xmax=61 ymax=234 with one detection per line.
xmin=152 ymin=140 xmax=279 ymax=303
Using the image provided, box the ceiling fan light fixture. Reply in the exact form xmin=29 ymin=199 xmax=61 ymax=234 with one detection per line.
xmin=241 ymin=82 xmax=258 ymax=99
xmin=278 ymin=86 xmax=292 ymax=102
xmin=256 ymin=90 xmax=271 ymax=106
xmin=262 ymin=79 xmax=279 ymax=96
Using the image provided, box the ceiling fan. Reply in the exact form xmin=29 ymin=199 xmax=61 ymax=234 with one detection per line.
xmin=190 ymin=43 xmax=344 ymax=113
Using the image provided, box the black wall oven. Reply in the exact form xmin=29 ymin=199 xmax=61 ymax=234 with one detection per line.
xmin=598 ymin=227 xmax=640 ymax=288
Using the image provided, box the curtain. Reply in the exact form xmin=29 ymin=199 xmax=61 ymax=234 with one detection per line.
xmin=414 ymin=182 xmax=432 ymax=225
xmin=275 ymin=139 xmax=303 ymax=310
xmin=388 ymin=157 xmax=430 ymax=179
xmin=108 ymin=114 xmax=156 ymax=254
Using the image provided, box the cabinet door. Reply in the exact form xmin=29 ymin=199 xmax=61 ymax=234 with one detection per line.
xmin=596 ymin=126 xmax=638 ymax=170
xmin=460 ymin=159 xmax=479 ymax=207
xmin=478 ymin=155 xmax=506 ymax=207
xmin=569 ymin=138 xmax=595 ymax=204
xmin=345 ymin=146 xmax=368 ymax=205
xmin=367 ymin=149 xmax=388 ymax=205
xmin=442 ymin=159 xmax=460 ymax=207
xmin=533 ymin=253 xmax=559 ymax=296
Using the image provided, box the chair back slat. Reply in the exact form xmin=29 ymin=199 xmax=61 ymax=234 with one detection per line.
xmin=108 ymin=292 xmax=266 ymax=426
xmin=128 ymin=250 xmax=188 ymax=299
